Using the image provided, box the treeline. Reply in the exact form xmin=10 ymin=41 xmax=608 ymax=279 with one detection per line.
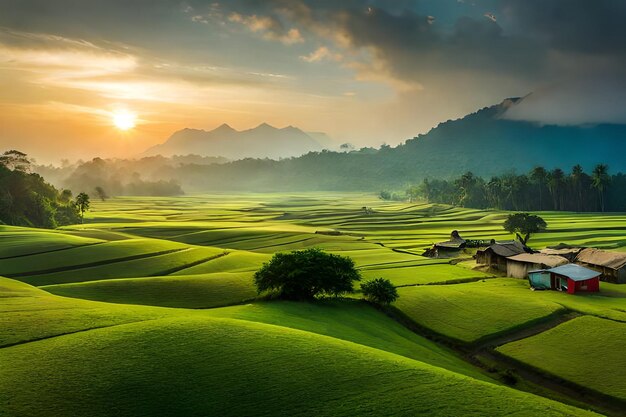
xmin=404 ymin=164 xmax=625 ymax=212
xmin=0 ymin=150 xmax=81 ymax=228
xmin=36 ymin=156 xmax=186 ymax=197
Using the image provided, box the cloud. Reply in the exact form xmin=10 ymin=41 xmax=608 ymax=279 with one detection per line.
xmin=503 ymin=77 xmax=626 ymax=125
xmin=229 ymin=0 xmax=626 ymax=125
xmin=300 ymin=46 xmax=342 ymax=63
xmin=228 ymin=12 xmax=303 ymax=44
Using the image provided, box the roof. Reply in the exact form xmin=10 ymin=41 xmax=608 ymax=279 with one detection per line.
xmin=540 ymin=248 xmax=583 ymax=257
xmin=487 ymin=240 xmax=529 ymax=257
xmin=435 ymin=238 xmax=466 ymax=249
xmin=507 ymin=253 xmax=569 ymax=268
xmin=575 ymin=248 xmax=626 ymax=270
xmin=545 ymin=264 xmax=601 ymax=281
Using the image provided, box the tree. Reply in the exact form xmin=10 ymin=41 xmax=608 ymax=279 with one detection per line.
xmin=254 ymin=248 xmax=361 ymax=300
xmin=547 ymin=168 xmax=565 ymax=210
xmin=591 ymin=164 xmax=610 ymax=212
xmin=0 ymin=150 xmax=31 ymax=172
xmin=570 ymin=165 xmax=584 ymax=212
xmin=503 ymin=213 xmax=547 ymax=245
xmin=75 ymin=192 xmax=90 ymax=223
xmin=94 ymin=186 xmax=108 ymax=201
xmin=0 ymin=150 xmax=79 ymax=228
xmin=59 ymin=189 xmax=73 ymax=204
xmin=361 ymin=278 xmax=399 ymax=305
xmin=529 ymin=167 xmax=547 ymax=210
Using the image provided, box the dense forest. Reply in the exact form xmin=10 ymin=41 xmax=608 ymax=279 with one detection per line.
xmin=401 ymin=165 xmax=626 ymax=212
xmin=0 ymin=150 xmax=82 ymax=227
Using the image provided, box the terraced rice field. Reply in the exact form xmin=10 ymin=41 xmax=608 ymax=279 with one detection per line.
xmin=2 ymin=192 xmax=626 ymax=416
xmin=497 ymin=316 xmax=626 ymax=400
xmin=0 ymin=277 xmax=597 ymax=417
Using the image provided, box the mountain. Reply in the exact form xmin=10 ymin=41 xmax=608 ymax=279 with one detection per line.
xmin=145 ymin=123 xmax=324 ymax=159
xmin=394 ymin=97 xmax=626 ymax=178
xmin=147 ymin=97 xmax=626 ymax=192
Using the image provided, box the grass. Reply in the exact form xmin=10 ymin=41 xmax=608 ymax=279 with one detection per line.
xmin=4 ymin=193 xmax=626 ymax=415
xmin=497 ymin=316 xmax=626 ymax=400
xmin=17 ymin=246 xmax=227 ymax=286
xmin=0 ymin=316 xmax=597 ymax=417
xmin=394 ymin=280 xmax=565 ymax=343
xmin=43 ymin=272 xmax=257 ymax=309
xmin=0 ymin=226 xmax=104 ymax=259
xmin=204 ymin=300 xmax=490 ymax=381
xmin=0 ymin=277 xmax=171 ymax=348
xmin=1 ymin=238 xmax=188 ymax=277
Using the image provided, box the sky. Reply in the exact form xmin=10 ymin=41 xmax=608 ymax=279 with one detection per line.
xmin=1 ymin=0 xmax=625 ymax=163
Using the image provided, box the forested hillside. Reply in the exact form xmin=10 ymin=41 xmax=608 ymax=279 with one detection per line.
xmin=160 ymin=98 xmax=626 ymax=192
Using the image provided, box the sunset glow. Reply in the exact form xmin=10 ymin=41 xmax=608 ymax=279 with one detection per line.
xmin=112 ymin=111 xmax=136 ymax=131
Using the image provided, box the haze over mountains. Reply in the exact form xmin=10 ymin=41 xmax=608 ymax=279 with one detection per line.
xmin=41 ymin=97 xmax=626 ymax=195
xmin=156 ymin=97 xmax=626 ymax=192
xmin=145 ymin=123 xmax=332 ymax=159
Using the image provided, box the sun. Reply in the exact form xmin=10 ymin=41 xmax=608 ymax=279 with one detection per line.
xmin=112 ymin=111 xmax=136 ymax=131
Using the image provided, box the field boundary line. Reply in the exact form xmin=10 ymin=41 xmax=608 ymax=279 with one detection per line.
xmin=155 ymin=251 xmax=230 ymax=276
xmin=394 ymin=276 xmax=499 ymax=288
xmin=3 ymin=248 xmax=189 ymax=278
xmin=0 ymin=318 xmax=165 ymax=350
xmin=0 ymin=242 xmax=106 ymax=260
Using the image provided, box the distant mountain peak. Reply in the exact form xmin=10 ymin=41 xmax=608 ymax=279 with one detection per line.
xmin=212 ymin=123 xmax=236 ymax=133
xmin=143 ymin=122 xmax=325 ymax=160
xmin=255 ymin=122 xmax=277 ymax=130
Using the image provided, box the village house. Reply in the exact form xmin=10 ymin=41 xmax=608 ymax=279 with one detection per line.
xmin=574 ymin=248 xmax=626 ymax=284
xmin=528 ymin=264 xmax=601 ymax=294
xmin=475 ymin=240 xmax=531 ymax=272
xmin=424 ymin=230 xmax=466 ymax=258
xmin=506 ymin=253 xmax=569 ymax=279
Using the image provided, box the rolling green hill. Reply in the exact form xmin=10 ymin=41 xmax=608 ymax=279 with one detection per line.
xmin=0 ymin=315 xmax=597 ymax=417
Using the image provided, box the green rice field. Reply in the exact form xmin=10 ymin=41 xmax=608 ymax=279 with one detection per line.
xmin=2 ymin=192 xmax=626 ymax=416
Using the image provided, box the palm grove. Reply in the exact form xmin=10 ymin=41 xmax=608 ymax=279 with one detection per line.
xmin=405 ymin=164 xmax=622 ymax=212
xmin=0 ymin=150 xmax=89 ymax=227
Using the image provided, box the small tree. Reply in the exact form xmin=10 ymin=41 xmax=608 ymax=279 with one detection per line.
xmin=503 ymin=213 xmax=547 ymax=245
xmin=254 ymin=248 xmax=361 ymax=300
xmin=94 ymin=186 xmax=108 ymax=202
xmin=361 ymin=278 xmax=398 ymax=305
xmin=75 ymin=192 xmax=90 ymax=223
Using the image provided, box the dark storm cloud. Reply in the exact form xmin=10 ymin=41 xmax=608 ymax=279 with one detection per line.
xmin=502 ymin=0 xmax=626 ymax=55
xmin=233 ymin=0 xmax=626 ymax=124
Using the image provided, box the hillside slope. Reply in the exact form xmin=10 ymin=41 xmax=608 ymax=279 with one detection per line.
xmin=1 ymin=315 xmax=597 ymax=417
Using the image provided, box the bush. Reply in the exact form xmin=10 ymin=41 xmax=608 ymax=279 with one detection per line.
xmin=254 ymin=248 xmax=361 ymax=300
xmin=361 ymin=278 xmax=399 ymax=305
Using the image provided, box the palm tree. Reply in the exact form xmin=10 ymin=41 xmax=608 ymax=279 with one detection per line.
xmin=591 ymin=164 xmax=610 ymax=212
xmin=570 ymin=165 xmax=584 ymax=212
xmin=530 ymin=167 xmax=547 ymax=210
xmin=547 ymin=168 xmax=565 ymax=210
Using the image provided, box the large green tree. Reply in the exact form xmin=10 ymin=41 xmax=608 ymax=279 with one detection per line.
xmin=254 ymin=248 xmax=361 ymax=300
xmin=503 ymin=213 xmax=547 ymax=245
